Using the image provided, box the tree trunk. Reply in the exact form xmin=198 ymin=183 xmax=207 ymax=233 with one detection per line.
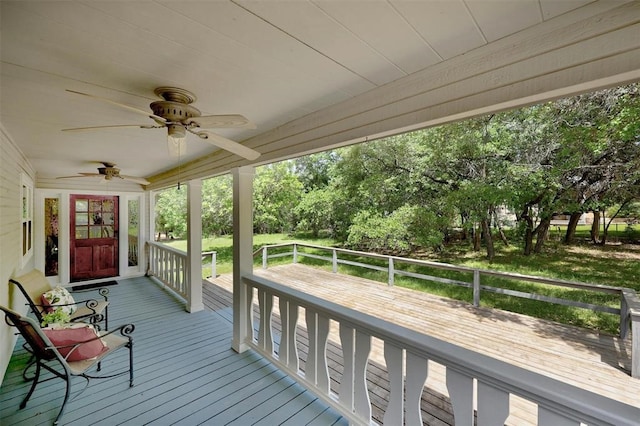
xmin=473 ymin=223 xmax=481 ymax=251
xmin=599 ymin=209 xmax=608 ymax=245
xmin=492 ymin=209 xmax=509 ymax=246
xmin=481 ymin=218 xmax=495 ymax=260
xmin=602 ymin=200 xmax=630 ymax=246
xmin=460 ymin=213 xmax=469 ymax=241
xmin=534 ymin=217 xmax=551 ymax=253
xmin=520 ymin=209 xmax=534 ymax=256
xmin=590 ymin=210 xmax=600 ymax=243
xmin=564 ymin=212 xmax=582 ymax=244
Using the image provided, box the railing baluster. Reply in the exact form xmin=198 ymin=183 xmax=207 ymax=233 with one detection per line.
xmin=354 ymin=331 xmax=371 ymax=419
xmin=246 ymin=285 xmax=255 ymax=343
xmin=278 ymin=298 xmax=299 ymax=371
xmin=383 ymin=342 xmax=404 ymax=425
xmin=305 ymin=308 xmax=330 ymax=392
xmin=257 ymin=288 xmax=274 ymax=355
xmin=405 ymin=351 xmax=429 ymax=426
xmin=288 ymin=302 xmax=299 ymax=371
xmin=388 ymin=257 xmax=394 ymax=286
xmin=316 ymin=313 xmax=330 ymax=392
xmin=446 ymin=368 xmax=474 ymax=426
xmin=339 ymin=324 xmax=355 ymax=412
xmin=477 ymin=381 xmax=509 ymax=426
xmin=338 ymin=324 xmax=371 ymax=421
xmin=305 ymin=308 xmax=318 ymax=385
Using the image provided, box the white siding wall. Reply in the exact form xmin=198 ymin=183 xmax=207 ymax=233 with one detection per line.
xmin=0 ymin=125 xmax=36 ymax=381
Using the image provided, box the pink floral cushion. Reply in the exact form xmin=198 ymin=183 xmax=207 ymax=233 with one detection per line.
xmin=41 ymin=286 xmax=77 ymax=315
xmin=43 ymin=325 xmax=108 ymax=361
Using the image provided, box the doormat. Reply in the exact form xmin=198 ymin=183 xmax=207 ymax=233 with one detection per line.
xmin=72 ymin=280 xmax=118 ymax=291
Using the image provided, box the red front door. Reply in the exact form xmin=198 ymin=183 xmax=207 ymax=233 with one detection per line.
xmin=70 ymin=195 xmax=119 ymax=281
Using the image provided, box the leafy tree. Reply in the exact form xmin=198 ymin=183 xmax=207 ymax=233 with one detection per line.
xmin=253 ymin=162 xmax=303 ymax=234
xmin=201 ymin=175 xmax=233 ymax=237
xmin=294 ymin=151 xmax=340 ymax=191
xmin=154 ymin=186 xmax=187 ymax=239
xmin=294 ymin=188 xmax=334 ymax=237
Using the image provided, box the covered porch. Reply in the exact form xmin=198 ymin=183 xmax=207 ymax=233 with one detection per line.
xmin=3 ymin=266 xmax=639 ymax=425
xmin=3 ymin=2 xmax=640 ymax=425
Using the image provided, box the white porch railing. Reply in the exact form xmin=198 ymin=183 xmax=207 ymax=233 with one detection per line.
xmin=258 ymin=242 xmax=640 ymax=378
xmin=243 ymin=273 xmax=640 ymax=426
xmin=146 ymin=241 xmax=189 ymax=300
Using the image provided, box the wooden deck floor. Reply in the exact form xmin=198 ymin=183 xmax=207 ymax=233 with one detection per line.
xmin=3 ymin=265 xmax=637 ymax=425
xmin=0 ymin=275 xmax=346 ymax=426
xmin=206 ymin=264 xmax=640 ymax=425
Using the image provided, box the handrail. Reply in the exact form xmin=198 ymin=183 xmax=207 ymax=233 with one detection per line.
xmin=256 ymin=242 xmax=640 ymax=378
xmin=243 ymin=273 xmax=640 ymax=425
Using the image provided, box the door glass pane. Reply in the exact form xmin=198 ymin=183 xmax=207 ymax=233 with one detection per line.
xmin=45 ymin=198 xmax=59 ymax=276
xmin=92 ymin=212 xmax=103 ymax=225
xmin=76 ymin=213 xmax=89 ymax=225
xmin=76 ymin=226 xmax=88 ymax=239
xmin=90 ymin=226 xmax=102 ymax=238
xmin=102 ymin=212 xmax=114 ymax=225
xmin=90 ymin=200 xmax=102 ymax=212
xmin=102 ymin=226 xmax=113 ymax=238
xmin=75 ymin=199 xmax=88 ymax=212
xmin=103 ymin=199 xmax=114 ymax=212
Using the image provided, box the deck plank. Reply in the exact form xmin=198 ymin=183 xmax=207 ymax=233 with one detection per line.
xmin=0 ymin=275 xmax=347 ymax=426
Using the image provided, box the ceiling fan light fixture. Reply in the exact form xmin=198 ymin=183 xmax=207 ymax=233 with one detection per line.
xmin=167 ymin=124 xmax=187 ymax=157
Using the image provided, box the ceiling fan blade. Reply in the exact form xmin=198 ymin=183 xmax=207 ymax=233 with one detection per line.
xmin=186 ymin=114 xmax=255 ymax=129
xmin=56 ymin=173 xmax=102 ymax=179
xmin=62 ymin=124 xmax=163 ymax=132
xmin=193 ymin=130 xmax=260 ymax=161
xmin=120 ymin=175 xmax=150 ymax=185
xmin=66 ymin=89 xmax=167 ymax=123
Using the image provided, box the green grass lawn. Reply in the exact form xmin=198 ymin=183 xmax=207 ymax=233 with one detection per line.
xmin=165 ymin=233 xmax=640 ymax=335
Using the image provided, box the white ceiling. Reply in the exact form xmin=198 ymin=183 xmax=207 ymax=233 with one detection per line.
xmin=1 ymin=0 xmax=635 ymax=189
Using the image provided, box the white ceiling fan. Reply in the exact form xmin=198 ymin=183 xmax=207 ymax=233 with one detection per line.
xmin=58 ymin=161 xmax=150 ymax=185
xmin=63 ymin=87 xmax=261 ymax=161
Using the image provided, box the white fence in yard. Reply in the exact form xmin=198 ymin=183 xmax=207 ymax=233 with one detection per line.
xmin=257 ymin=242 xmax=640 ymax=379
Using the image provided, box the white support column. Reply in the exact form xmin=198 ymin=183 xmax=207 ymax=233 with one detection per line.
xmin=145 ymin=190 xmax=155 ymax=276
xmin=186 ymin=179 xmax=204 ymax=313
xmin=232 ymin=166 xmax=255 ymax=353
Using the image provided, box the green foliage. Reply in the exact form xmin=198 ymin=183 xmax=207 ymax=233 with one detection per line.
xmin=153 ymin=83 xmax=640 ymax=256
xmin=253 ymin=162 xmax=303 ymax=234
xmin=154 ymin=186 xmax=187 ymax=239
xmin=41 ymin=308 xmax=70 ymax=327
xmin=347 ymin=209 xmax=412 ymax=253
xmin=294 ymin=188 xmax=334 ymax=237
xmin=201 ymin=175 xmax=233 ymax=236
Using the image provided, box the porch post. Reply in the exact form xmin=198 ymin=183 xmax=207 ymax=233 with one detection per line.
xmin=232 ymin=166 xmax=255 ymax=353
xmin=186 ymin=179 xmax=204 ymax=313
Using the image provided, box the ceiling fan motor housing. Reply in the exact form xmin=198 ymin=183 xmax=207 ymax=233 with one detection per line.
xmin=98 ymin=166 xmax=120 ymax=180
xmin=150 ymin=87 xmax=201 ymax=123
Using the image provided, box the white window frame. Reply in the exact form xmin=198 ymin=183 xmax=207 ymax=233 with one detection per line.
xmin=21 ymin=173 xmax=34 ymax=267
